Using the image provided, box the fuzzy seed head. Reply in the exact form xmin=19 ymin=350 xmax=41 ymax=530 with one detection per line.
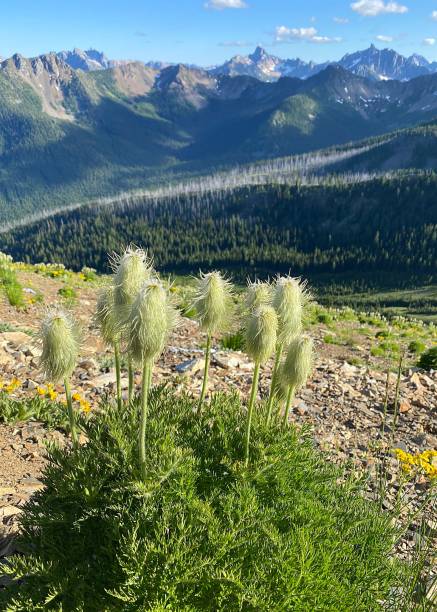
xmin=193 ymin=271 xmax=233 ymax=334
xmin=39 ymin=308 xmax=80 ymax=382
xmin=273 ymin=276 xmax=311 ymax=345
xmin=245 ymin=280 xmax=272 ymax=310
xmin=245 ymin=305 xmax=278 ymax=364
xmin=112 ymin=246 xmax=153 ymax=309
xmin=281 ymin=336 xmax=314 ymax=391
xmin=128 ymin=280 xmax=178 ymax=364
xmin=95 ymin=285 xmax=119 ymax=346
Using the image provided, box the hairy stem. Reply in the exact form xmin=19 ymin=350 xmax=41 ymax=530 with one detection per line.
xmin=128 ymin=358 xmax=134 ymax=404
xmin=64 ymin=378 xmax=78 ymax=448
xmin=198 ymin=333 xmax=212 ymax=413
xmin=266 ymin=344 xmax=282 ymax=426
xmin=283 ymin=384 xmax=295 ymax=428
xmin=114 ymin=342 xmax=122 ymax=410
xmin=139 ymin=360 xmax=151 ymax=481
xmin=245 ymin=361 xmax=260 ymax=467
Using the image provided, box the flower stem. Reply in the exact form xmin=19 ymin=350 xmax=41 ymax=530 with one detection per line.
xmin=283 ymin=384 xmax=295 ymax=428
xmin=266 ymin=344 xmax=282 ymax=426
xmin=198 ymin=333 xmax=212 ymax=413
xmin=139 ymin=360 xmax=151 ymax=481
xmin=128 ymin=358 xmax=134 ymax=404
xmin=114 ymin=342 xmax=122 ymax=410
xmin=64 ymin=378 xmax=78 ymax=448
xmin=245 ymin=362 xmax=260 ymax=467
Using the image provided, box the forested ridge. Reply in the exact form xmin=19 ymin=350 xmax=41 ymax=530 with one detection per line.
xmin=1 ymin=174 xmax=436 ymax=283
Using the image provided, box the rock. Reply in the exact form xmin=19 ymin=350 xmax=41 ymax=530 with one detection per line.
xmin=19 ymin=477 xmax=44 ymax=492
xmin=411 ymin=433 xmax=427 ymax=446
xmin=0 ymin=506 xmax=23 ymax=519
xmin=25 ymin=379 xmax=39 ymax=391
xmin=78 ymin=357 xmax=98 ymax=371
xmin=399 ymin=399 xmax=412 ymax=414
xmin=339 ymin=382 xmax=362 ymax=398
xmin=12 ymin=351 xmax=26 ymax=364
xmin=213 ymin=351 xmax=243 ymax=369
xmin=0 ymin=487 xmax=15 ymax=496
xmin=339 ymin=362 xmax=358 ymax=377
xmin=0 ymin=349 xmax=14 ymax=366
xmin=175 ymin=358 xmax=205 ymax=375
xmin=88 ymin=372 xmax=128 ymax=389
xmin=0 ymin=331 xmax=30 ymax=348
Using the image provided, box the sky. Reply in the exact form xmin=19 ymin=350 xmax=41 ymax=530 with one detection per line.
xmin=2 ymin=0 xmax=437 ymax=66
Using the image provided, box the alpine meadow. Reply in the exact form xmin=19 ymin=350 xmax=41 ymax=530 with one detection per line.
xmin=0 ymin=1 xmax=436 ymax=611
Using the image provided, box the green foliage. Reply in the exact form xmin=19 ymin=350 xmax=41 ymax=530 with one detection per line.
xmin=220 ymin=330 xmax=245 ymax=351
xmin=80 ymin=266 xmax=97 ymax=282
xmin=323 ymin=333 xmax=338 ymax=345
xmin=0 ymin=263 xmax=25 ymax=308
xmin=0 ymin=394 xmax=69 ymax=430
xmin=2 ymin=390 xmax=407 ymax=611
xmin=417 ymin=346 xmax=437 ymax=370
xmin=57 ymin=286 xmax=77 ymax=302
xmin=4 ymin=282 xmax=25 ymax=308
xmin=408 ymin=340 xmax=426 ymax=354
xmin=317 ymin=311 xmax=333 ymax=325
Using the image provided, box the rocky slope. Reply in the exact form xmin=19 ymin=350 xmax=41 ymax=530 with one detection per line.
xmin=0 ymin=266 xmax=435 ymax=584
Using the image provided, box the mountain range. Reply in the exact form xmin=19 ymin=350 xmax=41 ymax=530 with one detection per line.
xmin=2 ymin=47 xmax=437 ymax=223
xmin=56 ymin=44 xmax=437 ymax=82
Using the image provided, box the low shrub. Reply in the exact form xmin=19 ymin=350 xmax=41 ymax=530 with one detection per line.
xmin=0 ymin=393 xmax=69 ymax=430
xmin=4 ymin=282 xmax=25 ymax=308
xmin=2 ymin=390 xmax=407 ymax=611
xmin=417 ymin=346 xmax=437 ymax=371
xmin=0 ymin=265 xmax=25 ymax=308
xmin=408 ymin=340 xmax=426 ymax=354
xmin=316 ymin=311 xmax=333 ymax=325
xmin=58 ymin=286 xmax=77 ymax=302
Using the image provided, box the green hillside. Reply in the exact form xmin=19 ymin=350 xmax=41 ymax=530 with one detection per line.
xmin=2 ymin=174 xmax=436 ymax=294
xmin=2 ymin=57 xmax=437 ymax=223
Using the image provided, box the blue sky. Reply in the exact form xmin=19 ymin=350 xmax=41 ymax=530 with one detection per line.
xmin=2 ymin=0 xmax=437 ymax=65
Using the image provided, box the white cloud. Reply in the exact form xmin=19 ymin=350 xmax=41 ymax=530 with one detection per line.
xmin=431 ymin=11 xmax=437 ymax=21
xmin=375 ymin=34 xmax=394 ymax=42
xmin=333 ymin=17 xmax=350 ymax=24
xmin=423 ymin=37 xmax=436 ymax=46
xmin=275 ymin=26 xmax=342 ymax=44
xmin=204 ymin=0 xmax=247 ymax=9
xmin=351 ymin=1 xmax=408 ymax=17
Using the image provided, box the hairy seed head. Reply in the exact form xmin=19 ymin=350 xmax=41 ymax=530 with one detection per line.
xmin=273 ymin=276 xmax=311 ymax=345
xmin=245 ymin=305 xmax=278 ymax=364
xmin=39 ymin=308 xmax=80 ymax=382
xmin=112 ymin=246 xmax=153 ymax=307
xmin=193 ymin=271 xmax=233 ymax=334
xmin=281 ymin=335 xmax=314 ymax=391
xmin=245 ymin=280 xmax=272 ymax=310
xmin=95 ymin=284 xmax=119 ymax=346
xmin=127 ymin=280 xmax=178 ymax=364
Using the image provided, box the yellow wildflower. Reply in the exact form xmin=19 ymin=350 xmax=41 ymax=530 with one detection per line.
xmin=394 ymin=448 xmax=437 ymax=480
xmin=48 ymin=389 xmax=58 ymax=401
xmin=80 ymin=400 xmax=91 ymax=413
xmin=36 ymin=386 xmax=46 ymax=396
xmin=72 ymin=392 xmax=82 ymax=402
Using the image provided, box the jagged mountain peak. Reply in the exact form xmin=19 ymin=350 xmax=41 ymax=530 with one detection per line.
xmin=211 ymin=44 xmax=437 ymax=83
xmin=56 ymin=48 xmax=114 ymax=71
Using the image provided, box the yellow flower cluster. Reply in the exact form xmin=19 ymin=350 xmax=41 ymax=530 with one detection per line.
xmin=72 ymin=392 xmax=92 ymax=413
xmin=394 ymin=448 xmax=437 ymax=479
xmin=0 ymin=377 xmax=21 ymax=394
xmin=36 ymin=384 xmax=58 ymax=401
